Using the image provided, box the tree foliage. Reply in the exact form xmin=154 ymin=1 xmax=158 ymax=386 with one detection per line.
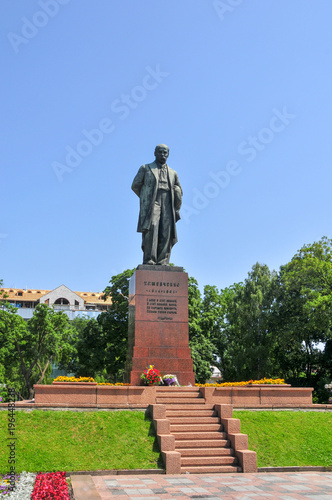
xmin=276 ymin=237 xmax=332 ymax=381
xmin=223 ymin=263 xmax=279 ymax=380
xmin=0 ymin=303 xmax=75 ymax=399
xmin=61 ymin=269 xmax=135 ymax=382
xmin=187 ymin=277 xmax=214 ymax=383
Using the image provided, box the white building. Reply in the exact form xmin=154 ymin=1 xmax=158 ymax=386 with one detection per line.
xmin=1 ymin=284 xmax=112 ymax=320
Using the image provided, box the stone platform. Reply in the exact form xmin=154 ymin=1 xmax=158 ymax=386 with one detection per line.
xmin=32 ymin=384 xmax=314 ymax=408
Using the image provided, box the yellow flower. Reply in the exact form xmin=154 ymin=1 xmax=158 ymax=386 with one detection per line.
xmin=195 ymin=378 xmax=286 ymax=387
xmin=54 ymin=375 xmax=96 ymax=383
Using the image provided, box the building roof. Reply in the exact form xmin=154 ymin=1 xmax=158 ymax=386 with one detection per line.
xmin=0 ymin=287 xmax=112 ymax=305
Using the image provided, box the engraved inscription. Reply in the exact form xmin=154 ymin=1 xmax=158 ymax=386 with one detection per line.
xmin=144 ymin=281 xmax=180 ymax=294
xmin=146 ymin=298 xmax=177 ymax=321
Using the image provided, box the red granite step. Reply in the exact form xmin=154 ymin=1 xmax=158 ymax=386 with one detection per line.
xmin=181 ymin=465 xmax=242 ymax=474
xmin=156 ymin=387 xmax=200 ymax=392
xmin=173 ymin=431 xmax=227 ymax=440
xmin=168 ymin=416 xmax=220 ymax=424
xmin=175 ymin=438 xmax=229 ymax=448
xmin=166 ymin=407 xmax=216 ymax=415
xmin=156 ymin=390 xmax=201 ymax=397
xmin=166 ymin=400 xmax=217 ymax=415
xmin=170 ymin=423 xmax=223 ymax=432
xmin=178 ymin=447 xmax=233 ymax=457
xmin=181 ymin=456 xmax=238 ymax=466
xmin=156 ymin=397 xmax=206 ymax=404
xmin=156 ymin=390 xmax=202 ymax=401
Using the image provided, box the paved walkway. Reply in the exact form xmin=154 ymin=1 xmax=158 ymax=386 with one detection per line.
xmin=71 ymin=472 xmax=332 ymax=499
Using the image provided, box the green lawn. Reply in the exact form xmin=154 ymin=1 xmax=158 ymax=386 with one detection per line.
xmin=234 ymin=410 xmax=332 ymax=468
xmin=0 ymin=410 xmax=162 ymax=474
xmin=1 ymin=410 xmax=331 ymax=473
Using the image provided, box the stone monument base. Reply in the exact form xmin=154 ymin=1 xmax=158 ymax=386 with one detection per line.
xmin=124 ymin=265 xmax=195 ymax=386
xmin=31 ymin=383 xmax=315 ymax=408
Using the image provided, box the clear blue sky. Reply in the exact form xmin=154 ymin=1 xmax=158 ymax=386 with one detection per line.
xmin=1 ymin=0 xmax=332 ymax=293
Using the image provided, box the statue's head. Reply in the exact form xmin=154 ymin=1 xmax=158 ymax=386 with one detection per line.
xmin=154 ymin=144 xmax=169 ymax=164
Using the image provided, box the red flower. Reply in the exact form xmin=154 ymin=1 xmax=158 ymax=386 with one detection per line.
xmin=31 ymin=471 xmax=70 ymax=499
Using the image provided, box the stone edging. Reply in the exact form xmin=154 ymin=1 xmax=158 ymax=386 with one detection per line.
xmin=68 ymin=466 xmax=332 ymax=475
xmin=258 ymin=466 xmax=332 ymax=473
xmin=67 ymin=469 xmax=165 ymax=476
xmin=1 ymin=402 xmax=332 ymax=411
xmin=234 ymin=405 xmax=332 ymax=411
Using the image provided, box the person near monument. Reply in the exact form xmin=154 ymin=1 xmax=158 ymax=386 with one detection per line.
xmin=131 ymin=144 xmax=182 ymax=265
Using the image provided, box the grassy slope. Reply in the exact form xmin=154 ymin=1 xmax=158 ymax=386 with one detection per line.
xmin=1 ymin=410 xmax=331 ymax=473
xmin=0 ymin=410 xmax=162 ymax=474
xmin=234 ymin=410 xmax=332 ymax=468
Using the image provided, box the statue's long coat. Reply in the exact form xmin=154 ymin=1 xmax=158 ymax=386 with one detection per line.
xmin=131 ymin=161 xmax=182 ymax=247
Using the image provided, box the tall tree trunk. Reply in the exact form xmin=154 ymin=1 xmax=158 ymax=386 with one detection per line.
xmin=14 ymin=339 xmax=36 ymax=400
xmin=36 ymin=358 xmax=52 ymax=385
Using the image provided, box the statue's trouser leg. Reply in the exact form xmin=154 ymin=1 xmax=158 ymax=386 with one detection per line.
xmin=142 ymin=196 xmax=162 ymax=264
xmin=156 ymin=190 xmax=172 ymax=265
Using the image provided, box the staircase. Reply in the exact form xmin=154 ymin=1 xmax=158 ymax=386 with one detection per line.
xmin=155 ymin=387 xmax=242 ymax=473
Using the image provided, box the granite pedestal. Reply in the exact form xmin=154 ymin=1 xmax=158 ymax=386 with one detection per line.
xmin=124 ymin=265 xmax=195 ymax=386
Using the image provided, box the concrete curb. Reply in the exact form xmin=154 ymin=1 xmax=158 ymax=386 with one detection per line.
xmin=67 ymin=469 xmax=165 ymax=476
xmin=234 ymin=405 xmax=332 ymax=411
xmin=258 ymin=466 xmax=332 ymax=473
xmin=68 ymin=466 xmax=332 ymax=476
xmin=2 ymin=403 xmax=332 ymax=411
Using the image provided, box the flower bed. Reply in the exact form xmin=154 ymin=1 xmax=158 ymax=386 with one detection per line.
xmin=195 ymin=378 xmax=286 ymax=387
xmin=53 ymin=376 xmax=95 ymax=383
xmin=0 ymin=473 xmax=19 ymax=497
xmin=53 ymin=376 xmax=129 ymax=386
xmin=53 ymin=375 xmax=286 ymax=388
xmin=31 ymin=471 xmax=69 ymax=500
xmin=97 ymin=382 xmax=130 ymax=386
xmin=0 ymin=471 xmax=70 ymax=499
xmin=0 ymin=472 xmax=36 ymax=499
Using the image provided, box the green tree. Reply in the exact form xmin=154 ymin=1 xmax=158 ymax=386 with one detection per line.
xmin=66 ymin=269 xmax=135 ymax=382
xmin=224 ymin=263 xmax=279 ymax=381
xmin=200 ymin=284 xmax=241 ymax=379
xmin=322 ymin=339 xmax=332 ymax=378
xmin=277 ymin=237 xmax=332 ymax=381
xmin=188 ymin=276 xmax=202 ymax=340
xmin=0 ymin=304 xmax=75 ymax=399
xmin=57 ymin=315 xmax=88 ymax=375
xmin=71 ymin=317 xmax=105 ymax=377
xmin=189 ymin=282 xmax=234 ymax=384
xmin=0 ymin=304 xmax=26 ymax=400
xmin=100 ymin=268 xmax=135 ymax=381
xmin=188 ymin=277 xmax=215 ymax=383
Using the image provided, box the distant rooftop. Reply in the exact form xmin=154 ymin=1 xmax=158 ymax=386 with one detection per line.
xmin=0 ymin=287 xmax=112 ymax=306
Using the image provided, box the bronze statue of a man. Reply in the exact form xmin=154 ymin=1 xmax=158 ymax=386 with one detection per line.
xmin=132 ymin=144 xmax=182 ymax=265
